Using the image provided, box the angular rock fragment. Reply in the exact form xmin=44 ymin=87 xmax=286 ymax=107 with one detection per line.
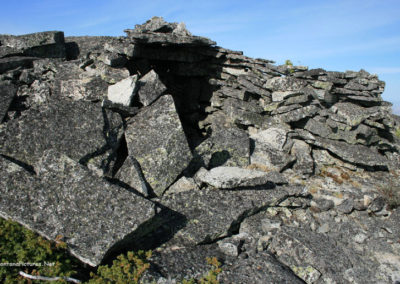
xmin=195 ymin=124 xmax=250 ymax=168
xmin=117 ymin=95 xmax=192 ymax=196
xmin=165 ymin=176 xmax=199 ymax=195
xmin=0 ymin=98 xmax=124 ymax=175
xmin=0 ymin=31 xmax=66 ymax=58
xmin=107 ymin=75 xmax=138 ymax=106
xmin=291 ymin=139 xmax=314 ymax=177
xmin=137 ymin=69 xmax=167 ymax=106
xmin=250 ymin=127 xmax=295 ymax=172
xmin=196 ymin=166 xmax=286 ymax=189
xmin=125 ymin=17 xmax=215 ymax=46
xmin=0 ymin=83 xmax=17 ymax=122
xmin=310 ymin=136 xmax=389 ymax=168
xmin=98 ymin=51 xmax=127 ymax=67
xmin=0 ymin=56 xmax=37 ymax=73
xmin=0 ymin=151 xmax=160 ymax=267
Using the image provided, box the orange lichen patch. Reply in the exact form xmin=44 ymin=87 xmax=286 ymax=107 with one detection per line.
xmin=340 ymin=172 xmax=350 ymax=180
xmin=333 ymin=192 xmax=344 ymax=199
xmin=325 ymin=171 xmax=343 ymax=184
xmin=308 ymin=186 xmax=319 ymax=194
xmin=246 ymin=163 xmax=271 ymax=173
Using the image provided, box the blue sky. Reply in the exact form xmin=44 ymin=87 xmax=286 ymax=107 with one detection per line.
xmin=1 ymin=0 xmax=399 ymax=114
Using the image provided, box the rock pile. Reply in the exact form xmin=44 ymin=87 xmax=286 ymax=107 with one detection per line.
xmin=1 ymin=17 xmax=400 ymax=283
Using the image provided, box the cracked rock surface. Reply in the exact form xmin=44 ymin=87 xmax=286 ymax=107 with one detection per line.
xmin=1 ymin=16 xmax=400 ymax=283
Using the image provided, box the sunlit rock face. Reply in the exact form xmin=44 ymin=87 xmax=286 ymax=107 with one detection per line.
xmin=1 ymin=17 xmax=400 ymax=283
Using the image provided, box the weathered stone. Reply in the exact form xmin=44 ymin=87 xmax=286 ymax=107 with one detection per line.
xmin=125 ymin=17 xmax=215 ymax=46
xmin=0 ymin=83 xmax=16 ymax=122
xmin=264 ymin=77 xmax=307 ymax=92
xmin=137 ymin=70 xmax=167 ymax=106
xmin=312 ymin=81 xmax=333 ymax=90
xmin=331 ymin=102 xmax=376 ymax=127
xmin=250 ymin=127 xmax=295 ymax=171
xmin=0 ymin=56 xmax=37 ymax=73
xmin=0 ymin=98 xmax=124 ymax=175
xmin=159 ymin=186 xmax=307 ymax=244
xmin=304 ymin=118 xmax=332 ymax=138
xmin=0 ymin=151 xmax=160 ymax=266
xmin=310 ymin=136 xmax=389 ymax=168
xmin=107 ymin=75 xmax=138 ymax=106
xmin=271 ymin=90 xmax=299 ymax=102
xmin=165 ymin=176 xmax=199 ymax=195
xmin=98 ymin=51 xmax=127 ymax=67
xmin=275 ymin=104 xmax=319 ymax=123
xmin=60 ymin=76 xmax=109 ymax=101
xmin=222 ymin=97 xmax=264 ymax=127
xmin=196 ymin=123 xmax=250 ymax=168
xmin=0 ymin=31 xmax=66 ymax=58
xmin=196 ymin=166 xmax=286 ymax=189
xmin=291 ymin=139 xmax=314 ymax=177
xmin=118 ymin=95 xmax=192 ymax=196
xmin=268 ymin=226 xmax=372 ymax=283
xmin=220 ymin=251 xmax=304 ymax=284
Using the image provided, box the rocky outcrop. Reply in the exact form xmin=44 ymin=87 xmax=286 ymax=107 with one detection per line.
xmin=1 ymin=17 xmax=400 ymax=283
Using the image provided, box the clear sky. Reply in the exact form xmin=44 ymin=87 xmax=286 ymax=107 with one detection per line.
xmin=1 ymin=0 xmax=399 ymax=114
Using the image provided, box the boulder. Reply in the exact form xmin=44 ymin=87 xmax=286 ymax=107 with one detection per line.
xmin=0 ymin=82 xmax=17 ymax=122
xmin=0 ymin=151 xmax=161 ymax=266
xmin=195 ymin=124 xmax=250 ymax=168
xmin=125 ymin=17 xmax=215 ymax=46
xmin=107 ymin=75 xmax=138 ymax=106
xmin=196 ymin=166 xmax=286 ymax=189
xmin=0 ymin=98 xmax=124 ymax=175
xmin=250 ymin=127 xmax=295 ymax=172
xmin=0 ymin=31 xmax=66 ymax=58
xmin=117 ymin=95 xmax=192 ymax=196
xmin=0 ymin=56 xmax=37 ymax=73
xmin=137 ymin=69 xmax=167 ymax=106
xmin=310 ymin=136 xmax=389 ymax=168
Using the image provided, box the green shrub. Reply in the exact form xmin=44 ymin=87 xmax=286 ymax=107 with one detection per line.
xmin=1 ymin=218 xmax=222 ymax=283
xmin=395 ymin=128 xmax=400 ymax=138
xmin=0 ymin=218 xmax=79 ymax=283
xmin=285 ymin=59 xmax=293 ymax=66
xmin=88 ymin=250 xmax=151 ymax=284
xmin=181 ymin=257 xmax=222 ymax=284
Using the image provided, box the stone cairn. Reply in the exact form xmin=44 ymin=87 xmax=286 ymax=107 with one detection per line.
xmin=1 ymin=17 xmax=400 ymax=283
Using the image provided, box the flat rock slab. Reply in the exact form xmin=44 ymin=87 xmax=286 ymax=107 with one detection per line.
xmin=0 ymin=31 xmax=65 ymax=58
xmin=268 ymin=226 xmax=377 ymax=283
xmin=196 ymin=166 xmax=286 ymax=189
xmin=0 ymin=98 xmax=124 ymax=175
xmin=0 ymin=83 xmax=17 ymax=122
xmin=118 ymin=95 xmax=192 ymax=196
xmin=159 ymin=186 xmax=307 ymax=244
xmin=0 ymin=56 xmax=37 ymax=73
xmin=0 ymin=151 xmax=159 ymax=266
xmin=220 ymin=251 xmax=304 ymax=284
xmin=311 ymin=136 xmax=389 ymax=168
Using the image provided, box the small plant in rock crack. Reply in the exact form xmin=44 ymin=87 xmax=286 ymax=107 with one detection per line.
xmin=181 ymin=257 xmax=222 ymax=284
xmin=378 ymin=183 xmax=400 ymax=209
xmin=285 ymin=59 xmax=293 ymax=66
xmin=395 ymin=127 xmax=400 ymax=138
